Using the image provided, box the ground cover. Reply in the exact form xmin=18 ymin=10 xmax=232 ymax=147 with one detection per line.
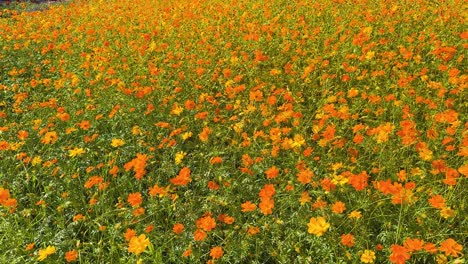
xmin=0 ymin=0 xmax=466 ymax=263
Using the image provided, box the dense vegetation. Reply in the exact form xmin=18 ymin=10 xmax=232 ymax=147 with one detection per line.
xmin=0 ymin=0 xmax=466 ymax=263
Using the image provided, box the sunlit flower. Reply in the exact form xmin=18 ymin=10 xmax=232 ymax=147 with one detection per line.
xmin=196 ymin=214 xmax=216 ymax=232
xmin=439 ymin=238 xmax=463 ymax=257
xmin=69 ymin=147 xmax=85 ymax=158
xmin=37 ymin=246 xmax=56 ymax=261
xmin=127 ymin=192 xmax=143 ymax=207
xmin=440 ymin=207 xmax=456 ymax=219
xmin=241 ymin=201 xmax=257 ymax=212
xmin=389 ymin=244 xmax=410 ymax=264
xmin=210 ymin=246 xmax=224 ymax=259
xmin=111 ymin=138 xmax=125 ymax=147
xmin=360 ymin=250 xmax=376 ymax=263
xmin=64 ymin=250 xmax=78 ymax=262
xmin=172 ymin=223 xmax=184 ymax=234
xmin=349 ymin=210 xmax=362 ymax=219
xmin=170 ymin=167 xmax=192 ymax=186
xmin=128 ymin=234 xmax=150 ymax=255
xmin=41 ymin=131 xmax=58 ymax=144
xmin=307 ymin=216 xmax=330 ymax=236
xmin=174 ymin=151 xmax=186 ymax=165
xmin=341 ymin=234 xmax=355 ymax=247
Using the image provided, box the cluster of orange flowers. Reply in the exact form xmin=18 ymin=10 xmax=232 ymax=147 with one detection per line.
xmin=0 ymin=0 xmax=466 ymax=262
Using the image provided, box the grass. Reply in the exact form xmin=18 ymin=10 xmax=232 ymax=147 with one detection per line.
xmin=0 ymin=0 xmax=467 ymax=263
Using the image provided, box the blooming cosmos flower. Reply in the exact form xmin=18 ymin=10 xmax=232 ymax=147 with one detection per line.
xmin=68 ymin=147 xmax=85 ymax=158
xmin=307 ymin=216 xmax=330 ymax=236
xmin=174 ymin=151 xmax=186 ymax=165
xmin=128 ymin=234 xmax=150 ymax=255
xmin=360 ymin=250 xmax=376 ymax=263
xmin=64 ymin=250 xmax=78 ymax=262
xmin=210 ymin=246 xmax=224 ymax=259
xmin=37 ymin=246 xmax=56 ymax=261
xmin=111 ymin=138 xmax=125 ymax=147
xmin=439 ymin=238 xmax=463 ymax=257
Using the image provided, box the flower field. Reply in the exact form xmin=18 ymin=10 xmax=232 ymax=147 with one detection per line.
xmin=0 ymin=0 xmax=467 ymax=263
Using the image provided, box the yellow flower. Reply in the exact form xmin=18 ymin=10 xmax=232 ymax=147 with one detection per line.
xmin=111 ymin=138 xmax=125 ymax=148
xmin=32 ymin=156 xmax=43 ymax=166
xmin=69 ymin=147 xmax=86 ymax=158
xmin=349 ymin=210 xmax=362 ymax=219
xmin=360 ymin=250 xmax=376 ymax=263
xmin=174 ymin=151 xmax=186 ymax=165
xmin=181 ymin=132 xmax=192 ymax=140
xmin=128 ymin=234 xmax=150 ymax=255
xmin=440 ymin=207 xmax=456 ymax=219
xmin=171 ymin=103 xmax=184 ymax=116
xmin=307 ymin=216 xmax=330 ymax=236
xmin=37 ymin=246 xmax=56 ymax=261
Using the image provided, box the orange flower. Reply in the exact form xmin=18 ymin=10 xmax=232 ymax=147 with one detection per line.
xmin=199 ymin=126 xmax=211 ymax=142
xmin=458 ymin=163 xmax=468 ymax=177
xmin=170 ymin=167 xmax=192 ymax=186
xmin=348 ymin=171 xmax=369 ymax=191
xmin=132 ymin=207 xmax=145 ymax=217
xmin=403 ymin=238 xmax=424 ymax=252
xmin=259 ymin=184 xmax=275 ymax=199
xmin=64 ymin=250 xmax=78 ymax=262
xmin=148 ymin=184 xmax=169 ymax=197
xmin=144 ymin=224 xmax=154 ymax=233
xmin=77 ymin=120 xmax=91 ymax=130
xmin=17 ymin=130 xmax=29 ymax=140
xmin=259 ymin=197 xmax=274 ymax=215
xmin=439 ymin=238 xmax=463 ymax=257
xmin=241 ymin=201 xmax=256 ymax=212
xmin=218 ymin=214 xmax=235 ymax=224
xmin=297 ymin=168 xmax=314 ymax=184
xmin=25 ymin=242 xmax=35 ymax=251
xmin=127 ymin=192 xmax=143 ymax=207
xmin=41 ymin=131 xmax=58 ymax=144
xmin=182 ymin=247 xmax=192 ymax=257
xmin=123 ymin=228 xmax=136 ymax=241
xmin=172 ymin=223 xmax=184 ymax=235
xmin=341 ymin=234 xmax=355 ymax=247
xmin=210 ymin=156 xmax=223 ymax=165
xmin=207 ymin=178 xmax=221 ymax=189
xmin=0 ymin=141 xmax=9 ymax=150
xmin=84 ymin=176 xmax=104 ymax=189
xmin=265 ymin=166 xmax=280 ymax=179
xmin=123 ymin=153 xmax=149 ymax=180
xmin=428 ymin=195 xmax=446 ymax=209
xmin=210 ymin=246 xmax=224 ymax=259
xmin=193 ymin=229 xmax=207 ymax=241
xmin=389 ymin=244 xmax=410 ymax=264
xmin=299 ymin=191 xmax=311 ymax=205
xmin=196 ymin=214 xmax=216 ymax=232
xmin=423 ymin=242 xmax=438 ymax=254
xmin=247 ymin=226 xmax=260 ymax=235
xmin=331 ymin=201 xmax=346 ymax=214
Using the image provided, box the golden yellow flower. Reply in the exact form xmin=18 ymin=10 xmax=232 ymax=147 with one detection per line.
xmin=111 ymin=138 xmax=125 ymax=148
xmin=181 ymin=132 xmax=192 ymax=140
xmin=37 ymin=246 xmax=56 ymax=261
xmin=349 ymin=210 xmax=362 ymax=219
xmin=307 ymin=216 xmax=330 ymax=236
xmin=69 ymin=147 xmax=86 ymax=158
xmin=360 ymin=250 xmax=376 ymax=263
xmin=175 ymin=151 xmax=186 ymax=165
xmin=128 ymin=234 xmax=150 ymax=255
xmin=440 ymin=207 xmax=456 ymax=219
